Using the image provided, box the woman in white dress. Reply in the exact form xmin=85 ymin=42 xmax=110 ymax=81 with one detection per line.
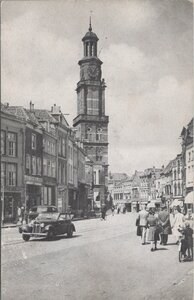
xmin=171 ymin=206 xmax=184 ymax=244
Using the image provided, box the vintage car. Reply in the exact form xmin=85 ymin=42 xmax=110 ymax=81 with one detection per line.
xmin=19 ymin=212 xmax=76 ymax=241
xmin=28 ymin=205 xmax=58 ymax=221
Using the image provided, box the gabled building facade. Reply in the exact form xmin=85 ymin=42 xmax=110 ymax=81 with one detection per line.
xmin=1 ymin=104 xmax=25 ymax=223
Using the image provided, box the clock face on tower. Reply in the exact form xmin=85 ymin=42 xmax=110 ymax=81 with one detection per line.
xmin=88 ymin=65 xmax=100 ymax=80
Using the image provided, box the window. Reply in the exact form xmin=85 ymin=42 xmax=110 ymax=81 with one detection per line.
xmin=86 ymin=127 xmax=92 ymax=141
xmin=93 ymin=171 xmax=96 ymax=185
xmin=48 ymin=187 xmax=52 ymax=205
xmin=43 ymin=159 xmax=47 ymax=176
xmin=32 ymin=156 xmax=36 ymax=175
xmin=62 ymin=139 xmax=66 ymax=157
xmin=47 ymin=160 xmax=51 ymax=177
xmin=1 ymin=162 xmax=6 ymax=186
xmin=1 ymin=131 xmax=6 ymax=155
xmin=58 ymin=163 xmax=61 ymax=184
xmin=51 ymin=142 xmax=55 ymax=155
xmin=26 ymin=155 xmax=31 ymax=175
xmin=8 ymin=132 xmax=16 ymax=157
xmin=174 ymin=183 xmax=177 ymax=196
xmin=47 ymin=141 xmax=50 ymax=154
xmin=58 ymin=137 xmax=61 ymax=155
xmin=96 ymin=128 xmax=102 ymax=141
xmin=51 ymin=162 xmax=56 ymax=178
xmin=37 ymin=157 xmax=41 ymax=176
xmin=178 ymin=183 xmax=181 ymax=195
xmin=177 ymin=160 xmax=180 ymax=174
xmin=174 ymin=170 xmax=176 ymax=180
xmin=31 ymin=134 xmax=36 ymax=150
xmin=62 ymin=164 xmax=66 ymax=184
xmin=188 ymin=152 xmax=191 ymax=162
xmin=43 ymin=187 xmax=47 ymax=205
xmin=7 ymin=163 xmax=16 ymax=186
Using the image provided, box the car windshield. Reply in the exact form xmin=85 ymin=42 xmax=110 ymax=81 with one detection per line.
xmin=36 ymin=213 xmax=59 ymax=221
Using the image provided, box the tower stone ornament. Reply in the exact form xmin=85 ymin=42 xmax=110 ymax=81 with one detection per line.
xmin=73 ymin=20 xmax=109 ymax=207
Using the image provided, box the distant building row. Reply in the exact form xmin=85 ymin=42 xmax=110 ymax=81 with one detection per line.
xmin=108 ymin=118 xmax=193 ymax=212
xmin=1 ymin=102 xmax=94 ymax=223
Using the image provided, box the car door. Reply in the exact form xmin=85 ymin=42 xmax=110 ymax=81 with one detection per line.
xmin=58 ymin=214 xmax=71 ymax=234
xmin=57 ymin=214 xmax=67 ymax=234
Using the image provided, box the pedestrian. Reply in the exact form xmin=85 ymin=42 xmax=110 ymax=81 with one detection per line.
xmin=183 ymin=208 xmax=193 ymax=229
xmin=111 ymin=205 xmax=115 ymax=216
xmin=179 ymin=222 xmax=193 ymax=259
xmin=21 ymin=206 xmax=25 ymax=224
xmin=137 ymin=204 xmax=149 ymax=245
xmin=147 ymin=207 xmax=160 ymax=251
xmin=158 ymin=205 xmax=172 ymax=245
xmin=17 ymin=206 xmax=22 ymax=223
xmin=171 ymin=205 xmax=184 ymax=244
xmin=117 ymin=206 xmax=120 ymax=214
xmin=101 ymin=205 xmax=107 ymax=220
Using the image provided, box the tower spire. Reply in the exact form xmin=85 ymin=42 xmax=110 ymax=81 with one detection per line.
xmin=89 ymin=15 xmax=92 ymax=31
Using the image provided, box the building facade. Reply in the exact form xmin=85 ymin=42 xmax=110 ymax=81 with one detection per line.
xmin=50 ymin=104 xmax=69 ymax=212
xmin=172 ymin=154 xmax=183 ymax=200
xmin=1 ymin=104 xmax=25 ymax=223
xmin=33 ymin=108 xmax=58 ymax=207
xmin=73 ymin=22 xmax=109 ymax=208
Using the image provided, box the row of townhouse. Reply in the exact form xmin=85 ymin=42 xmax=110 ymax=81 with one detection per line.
xmin=108 ymin=118 xmax=193 ymax=212
xmin=108 ymin=169 xmax=162 ymax=212
xmin=1 ymin=102 xmax=93 ymax=223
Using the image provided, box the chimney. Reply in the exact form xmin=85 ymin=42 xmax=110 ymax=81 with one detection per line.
xmin=51 ymin=104 xmax=61 ymax=114
xmin=30 ymin=101 xmax=34 ymax=111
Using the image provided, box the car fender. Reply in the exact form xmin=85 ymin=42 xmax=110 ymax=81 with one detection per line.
xmin=45 ymin=224 xmax=55 ymax=232
xmin=21 ymin=225 xmax=31 ymax=232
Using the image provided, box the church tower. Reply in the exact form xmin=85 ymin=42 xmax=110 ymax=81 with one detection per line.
xmin=73 ymin=20 xmax=109 ymax=207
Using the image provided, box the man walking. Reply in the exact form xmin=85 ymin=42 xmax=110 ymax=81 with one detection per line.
xmin=138 ymin=204 xmax=149 ymax=245
xmin=158 ymin=205 xmax=172 ymax=245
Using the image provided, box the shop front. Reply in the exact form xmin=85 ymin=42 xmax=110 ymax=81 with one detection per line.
xmin=25 ymin=176 xmax=43 ymax=211
xmin=3 ymin=192 xmax=22 ymax=223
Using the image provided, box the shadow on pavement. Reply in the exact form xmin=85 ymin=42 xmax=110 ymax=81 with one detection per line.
xmin=30 ymin=234 xmax=82 ymax=242
xmin=156 ymin=247 xmax=169 ymax=251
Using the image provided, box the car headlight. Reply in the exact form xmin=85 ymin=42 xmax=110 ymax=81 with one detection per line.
xmin=40 ymin=223 xmax=45 ymax=228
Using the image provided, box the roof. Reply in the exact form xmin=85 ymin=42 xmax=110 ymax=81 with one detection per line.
xmin=32 ymin=109 xmax=58 ymax=124
xmin=7 ymin=106 xmax=40 ymax=127
xmin=162 ymin=160 xmax=175 ymax=175
xmin=109 ymin=173 xmax=129 ymax=181
xmin=82 ymin=30 xmax=98 ymax=41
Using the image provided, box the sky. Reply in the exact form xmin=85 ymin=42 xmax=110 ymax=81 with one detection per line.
xmin=1 ymin=0 xmax=193 ymax=175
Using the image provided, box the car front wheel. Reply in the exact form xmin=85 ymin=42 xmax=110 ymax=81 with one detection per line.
xmin=47 ymin=229 xmax=55 ymax=240
xmin=22 ymin=234 xmax=30 ymax=242
xmin=67 ymin=227 xmax=73 ymax=238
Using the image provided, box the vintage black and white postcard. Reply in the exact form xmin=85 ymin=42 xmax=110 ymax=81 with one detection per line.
xmin=1 ymin=1 xmax=193 ymax=299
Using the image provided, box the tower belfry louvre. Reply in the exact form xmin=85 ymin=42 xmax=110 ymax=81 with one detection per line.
xmin=73 ymin=21 xmax=109 ymax=207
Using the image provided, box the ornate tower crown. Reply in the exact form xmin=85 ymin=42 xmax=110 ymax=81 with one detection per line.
xmin=82 ymin=17 xmax=99 ymax=57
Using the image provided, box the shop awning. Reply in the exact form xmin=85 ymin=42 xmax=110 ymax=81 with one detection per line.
xmin=170 ymin=198 xmax=183 ymax=208
xmin=185 ymin=191 xmax=194 ymax=204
